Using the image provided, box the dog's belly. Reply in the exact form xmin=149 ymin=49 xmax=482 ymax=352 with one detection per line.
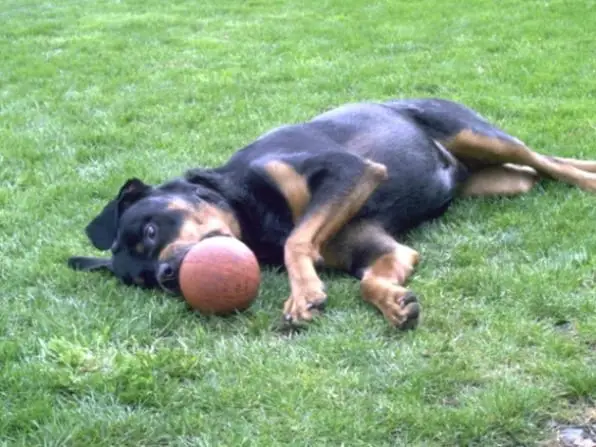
xmin=311 ymin=103 xmax=464 ymax=234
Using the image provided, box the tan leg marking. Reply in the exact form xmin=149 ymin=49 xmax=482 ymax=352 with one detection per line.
xmin=263 ymin=161 xmax=311 ymax=223
xmin=459 ymin=163 xmax=539 ymax=197
xmin=444 ymin=130 xmax=596 ymax=192
xmin=320 ymin=221 xmax=422 ymax=329
xmin=551 ymin=157 xmax=596 ymax=173
xmin=360 ymin=245 xmax=421 ymax=328
xmin=283 ymin=160 xmax=388 ymax=323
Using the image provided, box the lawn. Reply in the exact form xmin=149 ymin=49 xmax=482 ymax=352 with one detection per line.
xmin=1 ymin=0 xmax=595 ymax=445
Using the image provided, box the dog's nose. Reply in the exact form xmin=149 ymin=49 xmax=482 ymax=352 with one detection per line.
xmin=157 ymin=262 xmax=175 ymax=281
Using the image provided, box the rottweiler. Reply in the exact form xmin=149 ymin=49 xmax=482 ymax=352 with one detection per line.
xmin=68 ymin=98 xmax=596 ymax=329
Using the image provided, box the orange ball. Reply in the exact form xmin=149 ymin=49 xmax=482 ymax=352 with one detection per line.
xmin=178 ymin=237 xmax=260 ymax=315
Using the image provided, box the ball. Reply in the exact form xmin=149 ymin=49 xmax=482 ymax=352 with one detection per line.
xmin=178 ymin=236 xmax=260 ymax=315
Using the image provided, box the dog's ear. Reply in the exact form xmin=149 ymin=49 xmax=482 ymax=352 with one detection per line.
xmin=67 ymin=256 xmax=113 ymax=273
xmin=184 ymin=168 xmax=233 ymax=207
xmin=85 ymin=178 xmax=152 ymax=250
xmin=184 ymin=168 xmax=225 ymax=191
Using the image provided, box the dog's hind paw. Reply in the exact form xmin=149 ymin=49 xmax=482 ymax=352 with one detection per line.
xmin=396 ymin=292 xmax=421 ymax=330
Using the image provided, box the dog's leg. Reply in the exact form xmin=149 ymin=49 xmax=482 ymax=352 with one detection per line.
xmin=360 ymin=245 xmax=421 ymax=329
xmin=393 ymin=99 xmax=596 ymax=186
xmin=550 ymin=157 xmax=596 ymax=173
xmin=459 ymin=163 xmax=539 ymax=197
xmin=322 ymin=223 xmax=421 ymax=329
xmin=254 ymin=153 xmax=389 ymax=325
xmin=443 ymin=130 xmax=596 ymax=192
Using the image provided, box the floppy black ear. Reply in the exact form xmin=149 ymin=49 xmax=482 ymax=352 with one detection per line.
xmin=184 ymin=168 xmax=233 ymax=207
xmin=85 ymin=178 xmax=151 ymax=250
xmin=184 ymin=168 xmax=226 ymax=192
xmin=67 ymin=256 xmax=114 ymax=273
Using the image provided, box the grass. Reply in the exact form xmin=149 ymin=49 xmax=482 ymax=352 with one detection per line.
xmin=1 ymin=0 xmax=595 ymax=445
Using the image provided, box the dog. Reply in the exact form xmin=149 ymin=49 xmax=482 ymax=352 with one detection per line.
xmin=68 ymin=98 xmax=596 ymax=329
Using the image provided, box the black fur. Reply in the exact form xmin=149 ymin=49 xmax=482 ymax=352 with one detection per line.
xmin=69 ymin=98 xmax=517 ymax=293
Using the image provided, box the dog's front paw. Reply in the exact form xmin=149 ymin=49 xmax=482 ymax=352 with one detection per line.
xmin=282 ymin=284 xmax=327 ymax=326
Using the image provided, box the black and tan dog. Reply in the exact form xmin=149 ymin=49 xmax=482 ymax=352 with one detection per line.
xmin=68 ymin=98 xmax=596 ymax=329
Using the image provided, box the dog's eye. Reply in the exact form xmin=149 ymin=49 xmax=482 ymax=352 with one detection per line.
xmin=144 ymin=223 xmax=157 ymax=242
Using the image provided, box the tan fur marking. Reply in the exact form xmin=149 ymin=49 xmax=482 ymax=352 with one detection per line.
xmin=165 ymin=199 xmax=240 ymax=236
xmin=360 ymin=245 xmax=420 ymax=326
xmin=364 ymin=246 xmax=420 ymax=285
xmin=551 ymin=157 xmax=596 ymax=173
xmin=158 ymin=201 xmax=241 ymax=261
xmin=459 ymin=164 xmax=539 ymax=197
xmin=294 ymin=160 xmax=387 ymax=248
xmin=444 ymin=130 xmax=596 ymax=192
xmin=166 ymin=198 xmax=197 ymax=213
xmin=282 ymin=160 xmax=388 ymax=323
xmin=263 ymin=161 xmax=311 ymax=223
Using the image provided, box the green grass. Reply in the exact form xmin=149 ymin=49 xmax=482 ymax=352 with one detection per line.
xmin=1 ymin=0 xmax=595 ymax=445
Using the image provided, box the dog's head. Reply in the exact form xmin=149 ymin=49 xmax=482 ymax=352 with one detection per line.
xmin=68 ymin=174 xmax=241 ymax=293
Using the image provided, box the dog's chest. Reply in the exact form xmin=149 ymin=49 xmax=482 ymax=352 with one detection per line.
xmin=239 ymin=203 xmax=294 ymax=266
